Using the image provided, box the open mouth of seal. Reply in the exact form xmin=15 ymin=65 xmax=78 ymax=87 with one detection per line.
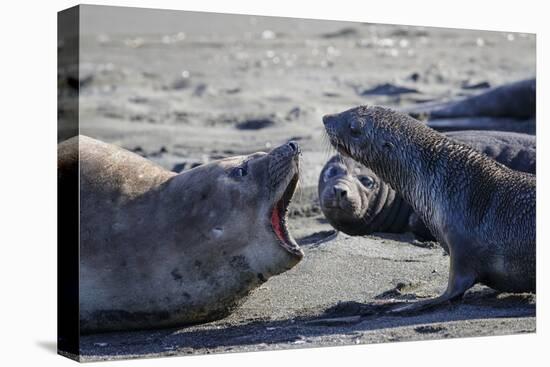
xmin=270 ymin=173 xmax=302 ymax=257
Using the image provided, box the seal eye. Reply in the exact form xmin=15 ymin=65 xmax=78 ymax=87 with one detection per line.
xmin=231 ymin=167 xmax=248 ymax=178
xmin=323 ymin=166 xmax=340 ymax=182
xmin=349 ymin=120 xmax=362 ymax=138
xmin=358 ymin=175 xmax=375 ymax=189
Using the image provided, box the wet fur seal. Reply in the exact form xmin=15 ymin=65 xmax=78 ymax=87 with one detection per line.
xmin=319 ymin=130 xmax=535 ymax=240
xmin=58 ymin=135 xmax=304 ymax=332
xmin=323 ymin=106 xmax=535 ymax=313
xmin=405 ymin=78 xmax=536 ymax=135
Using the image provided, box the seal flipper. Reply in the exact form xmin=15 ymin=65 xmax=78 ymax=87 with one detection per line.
xmin=388 ymin=250 xmax=476 ymax=315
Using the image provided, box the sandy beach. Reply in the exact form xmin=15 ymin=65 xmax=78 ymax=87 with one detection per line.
xmin=79 ymin=229 xmax=535 ymax=361
xmin=59 ymin=5 xmax=536 ymax=361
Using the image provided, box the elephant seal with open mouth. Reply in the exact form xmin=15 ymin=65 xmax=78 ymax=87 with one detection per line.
xmin=319 ymin=130 xmax=536 ymax=241
xmin=323 ymin=106 xmax=535 ymax=313
xmin=58 ymin=136 xmax=303 ymax=333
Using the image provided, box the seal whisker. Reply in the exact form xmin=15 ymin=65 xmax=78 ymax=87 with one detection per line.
xmin=322 ymin=131 xmax=337 ymax=160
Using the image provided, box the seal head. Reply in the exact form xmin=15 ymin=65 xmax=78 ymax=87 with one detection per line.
xmin=318 ymin=155 xmax=410 ymax=235
xmin=186 ymin=141 xmax=304 ymax=269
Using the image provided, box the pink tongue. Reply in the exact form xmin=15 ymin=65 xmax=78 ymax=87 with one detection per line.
xmin=271 ymin=207 xmax=286 ymax=243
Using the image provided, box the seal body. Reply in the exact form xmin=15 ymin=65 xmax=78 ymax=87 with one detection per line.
xmin=58 ymin=136 xmax=303 ymax=333
xmin=405 ymin=78 xmax=536 ymax=134
xmin=323 ymin=106 xmax=535 ymax=312
xmin=319 ymin=130 xmax=535 ymax=240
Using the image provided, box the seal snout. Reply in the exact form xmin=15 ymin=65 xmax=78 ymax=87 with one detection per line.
xmin=322 ymin=114 xmax=338 ymax=127
xmin=285 ymin=141 xmax=301 ymax=162
xmin=321 ymin=178 xmax=353 ymax=211
xmin=333 ymin=185 xmax=348 ymax=201
xmin=322 ymin=113 xmax=350 ymax=156
xmin=271 ymin=141 xmax=301 ymax=159
xmin=287 ymin=140 xmax=300 ymax=154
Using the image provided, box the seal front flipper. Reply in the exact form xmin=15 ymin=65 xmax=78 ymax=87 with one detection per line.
xmin=388 ymin=247 xmax=476 ymax=315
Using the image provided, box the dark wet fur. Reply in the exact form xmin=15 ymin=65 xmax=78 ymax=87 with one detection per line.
xmin=323 ymin=106 xmax=535 ymax=303
xmin=319 ymin=130 xmax=535 ymax=240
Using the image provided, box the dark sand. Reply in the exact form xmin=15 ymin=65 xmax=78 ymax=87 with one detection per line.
xmin=59 ymin=5 xmax=536 ymax=361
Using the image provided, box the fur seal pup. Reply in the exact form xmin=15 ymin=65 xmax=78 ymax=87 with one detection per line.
xmin=323 ymin=106 xmax=536 ymax=313
xmin=319 ymin=131 xmax=535 ymax=240
xmin=405 ymin=78 xmax=536 ymax=134
xmin=58 ymin=136 xmax=304 ymax=333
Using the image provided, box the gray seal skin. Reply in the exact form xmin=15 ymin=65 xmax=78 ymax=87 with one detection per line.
xmin=318 ymin=155 xmax=413 ymax=237
xmin=323 ymin=106 xmax=535 ymax=313
xmin=58 ymin=135 xmax=304 ymax=333
xmin=405 ymin=78 xmax=536 ymax=135
xmin=319 ymin=130 xmax=536 ymax=241
xmin=418 ymin=78 xmax=535 ymax=119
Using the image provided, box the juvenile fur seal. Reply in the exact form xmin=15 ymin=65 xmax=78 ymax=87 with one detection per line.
xmin=58 ymin=136 xmax=304 ymax=332
xmin=319 ymin=131 xmax=535 ymax=240
xmin=323 ymin=106 xmax=535 ymax=313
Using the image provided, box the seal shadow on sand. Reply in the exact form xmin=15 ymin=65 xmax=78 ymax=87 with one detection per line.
xmin=79 ymin=289 xmax=534 ymax=358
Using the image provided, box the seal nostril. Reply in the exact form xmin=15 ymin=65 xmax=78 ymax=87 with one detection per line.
xmin=288 ymin=141 xmax=298 ymax=152
xmin=333 ymin=186 xmax=347 ymax=199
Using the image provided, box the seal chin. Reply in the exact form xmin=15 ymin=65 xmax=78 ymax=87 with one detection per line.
xmin=270 ymin=172 xmax=303 ymax=259
xmin=324 ymin=203 xmax=364 ymax=224
xmin=325 ymin=133 xmax=352 ymax=159
xmin=323 ymin=200 xmax=359 ymax=216
xmin=335 ymin=141 xmax=353 ymax=159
